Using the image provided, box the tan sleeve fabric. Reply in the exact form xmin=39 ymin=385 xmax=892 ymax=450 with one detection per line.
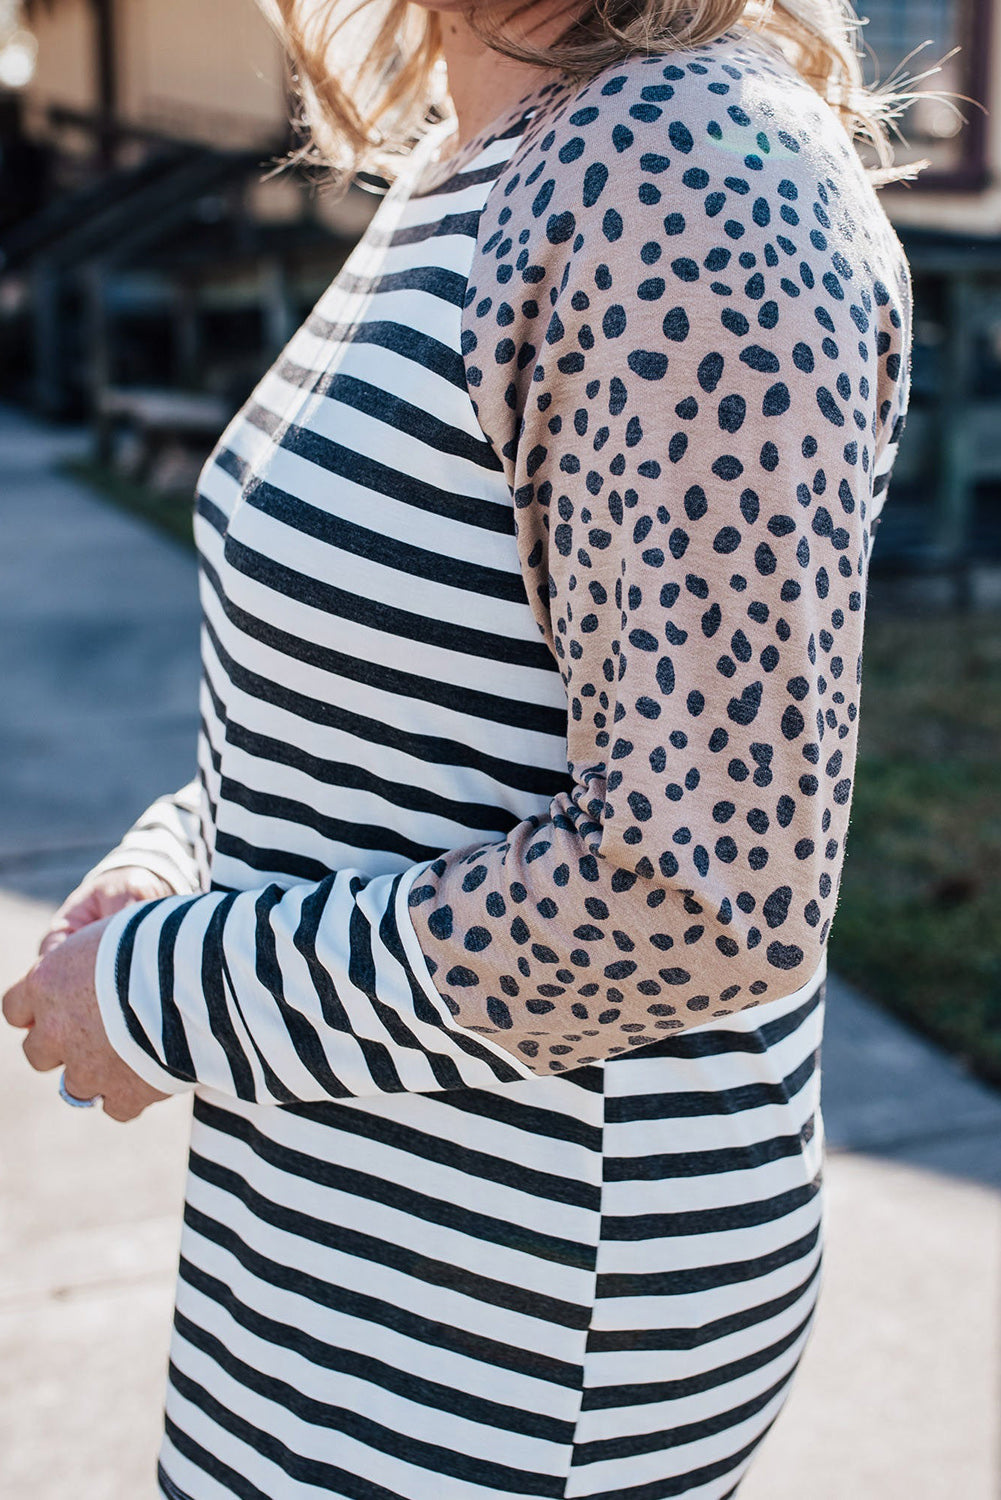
xmin=407 ymin=41 xmax=913 ymax=1071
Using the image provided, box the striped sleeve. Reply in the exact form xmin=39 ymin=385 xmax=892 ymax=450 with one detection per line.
xmin=93 ymin=71 xmax=912 ymax=1104
xmin=87 ymin=778 xmax=206 ymax=896
xmin=93 ymin=864 xmax=539 ymax=1099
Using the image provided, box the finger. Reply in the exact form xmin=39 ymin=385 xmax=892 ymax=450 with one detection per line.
xmin=39 ymin=905 xmax=98 ymax=952
xmin=38 ymin=929 xmax=69 ymax=958
xmin=62 ymin=1065 xmax=103 ymax=1103
xmin=50 ymin=889 xmax=99 ymax=926
xmin=95 ymin=883 xmax=173 ymax=918
xmin=23 ymin=1023 xmax=63 ymax=1073
xmin=101 ymin=1093 xmax=144 ymax=1123
xmin=2 ymin=976 xmax=35 ymax=1029
xmin=39 ymin=903 xmax=116 ymax=956
xmin=38 ymin=921 xmax=77 ymax=958
xmin=95 ymin=889 xmax=145 ymax=918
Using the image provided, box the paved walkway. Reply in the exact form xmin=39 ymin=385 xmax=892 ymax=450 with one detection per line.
xmin=1 ymin=404 xmax=999 ymax=1499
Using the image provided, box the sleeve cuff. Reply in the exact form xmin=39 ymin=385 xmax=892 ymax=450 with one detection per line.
xmin=94 ymin=902 xmax=196 ymax=1096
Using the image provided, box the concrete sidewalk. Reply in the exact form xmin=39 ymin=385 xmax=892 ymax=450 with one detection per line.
xmin=1 ymin=405 xmax=999 ymax=1499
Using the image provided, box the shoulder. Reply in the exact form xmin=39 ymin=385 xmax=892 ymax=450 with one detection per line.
xmin=465 ymin=33 xmax=910 ymax=467
xmin=500 ymin=35 xmax=851 ymax=214
xmin=476 ymin=32 xmax=902 ymax=283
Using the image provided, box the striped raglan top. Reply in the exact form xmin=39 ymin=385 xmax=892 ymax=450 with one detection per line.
xmin=84 ymin=30 xmax=914 ymax=1500
xmin=93 ymin=32 xmax=911 ymax=1098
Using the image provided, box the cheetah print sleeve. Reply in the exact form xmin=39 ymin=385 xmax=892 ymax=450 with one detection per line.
xmin=407 ymin=42 xmax=913 ymax=1071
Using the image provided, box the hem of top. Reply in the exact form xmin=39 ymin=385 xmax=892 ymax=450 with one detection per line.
xmin=94 ymin=900 xmax=197 ymax=1096
xmin=393 ymin=862 xmax=538 ymax=1083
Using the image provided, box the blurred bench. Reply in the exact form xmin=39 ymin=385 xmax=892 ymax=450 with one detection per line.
xmin=95 ymin=385 xmax=231 ymax=474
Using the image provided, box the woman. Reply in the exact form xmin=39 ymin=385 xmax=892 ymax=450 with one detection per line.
xmin=4 ymin=0 xmax=915 ymax=1494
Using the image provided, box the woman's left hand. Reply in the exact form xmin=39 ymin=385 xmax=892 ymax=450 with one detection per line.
xmin=1 ymin=918 xmax=168 ymax=1121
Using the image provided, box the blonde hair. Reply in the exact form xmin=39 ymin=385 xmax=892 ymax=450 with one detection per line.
xmin=264 ymin=0 xmax=953 ymax=189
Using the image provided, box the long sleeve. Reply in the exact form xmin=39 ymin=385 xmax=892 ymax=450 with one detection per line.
xmin=407 ymin=65 xmax=914 ymax=1068
xmin=94 ymin=54 xmax=912 ymax=1102
xmin=87 ymin=778 xmax=206 ymax=896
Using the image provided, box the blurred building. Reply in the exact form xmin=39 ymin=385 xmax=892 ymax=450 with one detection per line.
xmin=0 ymin=0 xmax=374 ymax=449
xmin=865 ymin=0 xmax=994 ymax=218
xmin=0 ymin=0 xmax=999 ymax=575
xmin=857 ymin=0 xmax=1001 ymax=580
xmin=21 ymin=0 xmax=290 ymax=156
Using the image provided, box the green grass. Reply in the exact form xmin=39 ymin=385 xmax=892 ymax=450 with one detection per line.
xmin=64 ymin=459 xmax=196 ymax=549
xmin=832 ymin=608 xmax=1001 ymax=1087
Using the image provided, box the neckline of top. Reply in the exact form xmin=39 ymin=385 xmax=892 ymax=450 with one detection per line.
xmin=403 ymin=28 xmax=790 ymax=200
xmin=410 ymin=74 xmax=571 ymax=198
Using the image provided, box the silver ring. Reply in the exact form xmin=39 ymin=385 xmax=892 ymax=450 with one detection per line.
xmin=58 ymin=1070 xmax=98 ymax=1109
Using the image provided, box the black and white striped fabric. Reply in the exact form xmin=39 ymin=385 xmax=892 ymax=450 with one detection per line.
xmin=94 ymin=104 xmax=828 ymax=1500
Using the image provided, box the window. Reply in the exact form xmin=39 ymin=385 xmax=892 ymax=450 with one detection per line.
xmin=859 ymin=0 xmax=991 ymax=189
